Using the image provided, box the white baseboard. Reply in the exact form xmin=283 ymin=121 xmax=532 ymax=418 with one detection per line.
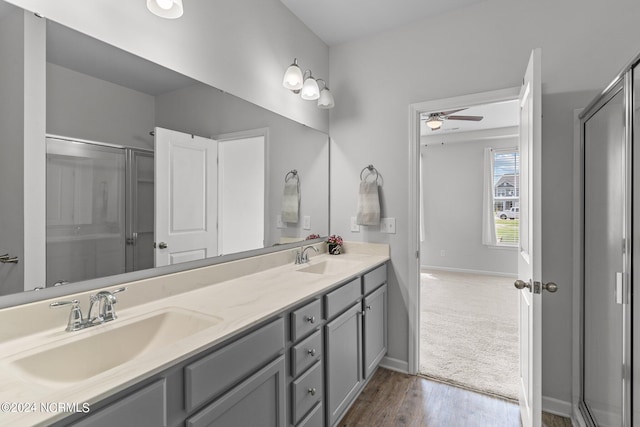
xmin=379 ymin=356 xmax=408 ymax=374
xmin=543 ymin=396 xmax=573 ymax=419
xmin=420 ymin=265 xmax=517 ymax=278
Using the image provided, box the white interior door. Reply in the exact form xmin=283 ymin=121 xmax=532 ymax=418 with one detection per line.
xmin=154 ymin=127 xmax=217 ymax=267
xmin=516 ymin=48 xmax=544 ymax=427
xmin=217 ymin=136 xmax=265 ymax=255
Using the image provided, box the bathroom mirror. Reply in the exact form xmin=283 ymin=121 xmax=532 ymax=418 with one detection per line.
xmin=0 ymin=1 xmax=329 ymax=302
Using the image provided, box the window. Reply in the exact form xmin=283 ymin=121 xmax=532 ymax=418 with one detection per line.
xmin=492 ymin=149 xmax=519 ymax=245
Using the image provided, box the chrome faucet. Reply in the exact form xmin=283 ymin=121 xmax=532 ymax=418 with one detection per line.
xmin=295 ymin=245 xmax=319 ymax=264
xmin=50 ymin=287 xmax=126 ymax=332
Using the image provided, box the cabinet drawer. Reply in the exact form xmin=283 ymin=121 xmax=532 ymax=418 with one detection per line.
xmin=291 ymin=361 xmax=323 ymax=425
xmin=296 ymin=402 xmax=323 ymax=427
xmin=291 ymin=299 xmax=322 ymax=341
xmin=184 ymin=318 xmax=285 ymax=412
xmin=363 ymin=263 xmax=387 ymax=295
xmin=325 ymin=277 xmax=361 ymax=320
xmin=291 ymin=330 xmax=322 ymax=377
xmin=71 ymin=379 xmax=166 ymax=427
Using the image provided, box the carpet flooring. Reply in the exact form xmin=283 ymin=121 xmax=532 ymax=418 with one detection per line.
xmin=419 ymin=270 xmax=520 ymax=400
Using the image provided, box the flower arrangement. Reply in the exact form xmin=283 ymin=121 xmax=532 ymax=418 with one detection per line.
xmin=305 ymin=234 xmax=321 ymax=240
xmin=327 ymin=235 xmax=343 ymax=255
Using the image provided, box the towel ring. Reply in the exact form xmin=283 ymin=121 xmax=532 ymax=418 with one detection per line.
xmin=285 ymin=170 xmax=299 ymax=182
xmin=360 ymin=165 xmax=379 ymax=182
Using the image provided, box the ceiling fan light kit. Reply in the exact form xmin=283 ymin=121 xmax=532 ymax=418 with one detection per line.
xmin=423 ymin=108 xmax=484 ymax=131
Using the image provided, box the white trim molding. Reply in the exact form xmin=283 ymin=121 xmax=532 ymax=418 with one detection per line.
xmin=420 ymin=265 xmax=517 ymax=278
xmin=542 ymin=395 xmax=573 ymax=419
xmin=379 ymin=356 xmax=409 ymax=374
xmin=408 ymin=87 xmax=520 ymax=375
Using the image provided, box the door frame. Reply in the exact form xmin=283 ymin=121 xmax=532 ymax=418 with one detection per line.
xmin=407 ymin=87 xmax=520 ymax=375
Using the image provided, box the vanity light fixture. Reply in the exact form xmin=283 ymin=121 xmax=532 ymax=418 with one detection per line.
xmin=300 ymin=71 xmax=320 ymax=100
xmin=282 ymin=59 xmax=304 ymax=92
xmin=147 ymin=0 xmax=184 ymax=19
xmin=283 ymin=58 xmax=334 ymax=108
xmin=316 ymin=79 xmax=335 ymax=109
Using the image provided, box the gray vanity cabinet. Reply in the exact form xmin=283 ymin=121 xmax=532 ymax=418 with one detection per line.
xmin=185 ymin=356 xmax=286 ymax=427
xmin=70 ymin=379 xmax=167 ymax=427
xmin=325 ymin=301 xmax=363 ymax=426
xmin=363 ymin=283 xmax=387 ymax=379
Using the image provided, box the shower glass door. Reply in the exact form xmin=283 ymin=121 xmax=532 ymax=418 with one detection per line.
xmin=46 ymin=138 xmax=126 ymax=285
xmin=582 ymin=84 xmax=626 ymax=426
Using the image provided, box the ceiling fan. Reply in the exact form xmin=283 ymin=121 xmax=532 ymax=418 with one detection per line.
xmin=423 ymin=108 xmax=483 ymax=130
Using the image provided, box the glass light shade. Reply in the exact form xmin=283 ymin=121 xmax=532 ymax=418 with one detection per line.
xmin=301 ymin=77 xmax=320 ymax=100
xmin=426 ymin=117 xmax=442 ymax=129
xmin=317 ymin=88 xmax=335 ymax=109
xmin=282 ymin=62 xmax=303 ymax=91
xmin=147 ymin=0 xmax=183 ymax=19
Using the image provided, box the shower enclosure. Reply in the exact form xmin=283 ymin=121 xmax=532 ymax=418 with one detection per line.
xmin=578 ymin=55 xmax=639 ymax=427
xmin=46 ymin=137 xmax=154 ymax=286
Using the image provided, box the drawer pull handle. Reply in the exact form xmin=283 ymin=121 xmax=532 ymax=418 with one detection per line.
xmin=307 ymin=348 xmax=316 ymax=357
xmin=366 ymin=305 xmax=372 ymax=310
xmin=305 ymin=315 xmax=316 ymax=324
xmin=308 ymin=387 xmax=316 ymax=396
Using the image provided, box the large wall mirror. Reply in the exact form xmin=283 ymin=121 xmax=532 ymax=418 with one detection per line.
xmin=0 ymin=0 xmax=329 ymax=304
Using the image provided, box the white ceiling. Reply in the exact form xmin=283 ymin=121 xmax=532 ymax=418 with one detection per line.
xmin=280 ymin=0 xmax=487 ymax=46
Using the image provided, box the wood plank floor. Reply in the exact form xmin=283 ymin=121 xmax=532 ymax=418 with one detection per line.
xmin=338 ymin=368 xmax=572 ymax=427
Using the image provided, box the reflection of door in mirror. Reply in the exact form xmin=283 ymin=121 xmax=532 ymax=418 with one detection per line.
xmin=218 ymin=135 xmax=265 ymax=255
xmin=46 ymin=137 xmax=154 ymax=285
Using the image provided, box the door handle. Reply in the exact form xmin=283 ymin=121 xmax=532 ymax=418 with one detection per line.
xmin=157 ymin=242 xmax=168 ymax=249
xmin=515 ymin=279 xmax=558 ymax=294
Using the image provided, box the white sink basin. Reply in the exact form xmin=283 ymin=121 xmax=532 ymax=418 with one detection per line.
xmin=297 ymin=259 xmax=350 ymax=275
xmin=12 ymin=308 xmax=222 ymax=385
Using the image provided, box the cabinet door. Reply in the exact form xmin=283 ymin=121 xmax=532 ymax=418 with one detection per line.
xmin=186 ymin=356 xmax=286 ymax=427
xmin=363 ymin=284 xmax=387 ymax=379
xmin=71 ymin=379 xmax=166 ymax=427
xmin=325 ymin=302 xmax=362 ymax=426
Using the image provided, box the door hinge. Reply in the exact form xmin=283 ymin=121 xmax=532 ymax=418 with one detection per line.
xmin=416 ymin=250 xmax=419 ymax=259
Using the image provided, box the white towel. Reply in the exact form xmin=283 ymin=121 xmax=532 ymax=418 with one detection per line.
xmin=356 ymin=181 xmax=380 ymax=225
xmin=282 ymin=179 xmax=299 ymax=223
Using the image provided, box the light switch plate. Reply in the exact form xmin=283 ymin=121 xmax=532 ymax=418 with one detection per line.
xmin=350 ymin=217 xmax=360 ymax=232
xmin=276 ymin=215 xmax=286 ymax=229
xmin=380 ymin=217 xmax=396 ymax=234
xmin=303 ymin=216 xmax=311 ymax=230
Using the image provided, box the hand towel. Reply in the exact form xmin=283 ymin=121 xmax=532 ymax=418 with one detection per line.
xmin=356 ymin=181 xmax=380 ymax=225
xmin=282 ymin=179 xmax=299 ymax=223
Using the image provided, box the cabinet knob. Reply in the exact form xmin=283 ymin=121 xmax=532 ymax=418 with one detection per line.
xmin=305 ymin=315 xmax=316 ymax=324
xmin=307 ymin=348 xmax=316 ymax=357
xmin=307 ymin=388 xmax=316 ymax=396
xmin=366 ymin=305 xmax=372 ymax=310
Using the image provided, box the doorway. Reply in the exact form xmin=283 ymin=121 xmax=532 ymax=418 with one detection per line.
xmin=411 ymin=93 xmax=522 ymax=400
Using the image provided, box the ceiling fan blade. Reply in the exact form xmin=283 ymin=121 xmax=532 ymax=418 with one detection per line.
xmin=444 ymin=115 xmax=484 ymax=121
xmin=438 ymin=108 xmax=467 ymax=116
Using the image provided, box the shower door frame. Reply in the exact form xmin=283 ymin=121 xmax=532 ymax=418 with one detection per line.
xmin=575 ymin=65 xmax=634 ymax=427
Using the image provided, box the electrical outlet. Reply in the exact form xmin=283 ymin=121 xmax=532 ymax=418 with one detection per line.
xmin=350 ymin=217 xmax=360 ymax=232
xmin=276 ymin=215 xmax=285 ymax=229
xmin=440 ymin=250 xmax=446 ymax=257
xmin=380 ymin=217 xmax=396 ymax=234
xmin=303 ymin=216 xmax=311 ymax=230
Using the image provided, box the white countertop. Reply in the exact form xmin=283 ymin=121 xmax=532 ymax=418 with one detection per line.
xmin=0 ymin=242 xmax=389 ymax=426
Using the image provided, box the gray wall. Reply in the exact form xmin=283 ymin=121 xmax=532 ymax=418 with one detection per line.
xmin=46 ymin=63 xmax=155 ymax=149
xmin=420 ymin=136 xmax=518 ymax=276
xmin=154 ymin=83 xmax=330 ymax=244
xmin=7 ymin=0 xmax=330 ymax=133
xmin=328 ymin=0 xmax=640 ymax=408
